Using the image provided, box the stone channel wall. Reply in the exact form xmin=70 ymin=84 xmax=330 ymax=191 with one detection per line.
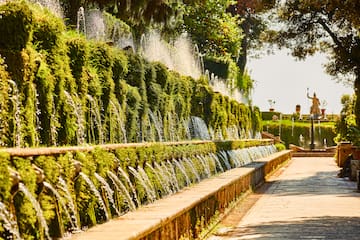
xmin=72 ymin=150 xmax=292 ymax=240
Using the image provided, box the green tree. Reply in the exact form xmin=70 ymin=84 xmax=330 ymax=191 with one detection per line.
xmin=182 ymin=0 xmax=243 ymax=60
xmin=267 ymin=0 xmax=360 ymax=124
xmin=335 ymin=94 xmax=357 ymax=143
xmin=228 ymin=0 xmax=276 ymax=71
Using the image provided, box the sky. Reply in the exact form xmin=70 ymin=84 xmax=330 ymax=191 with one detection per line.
xmin=247 ymin=49 xmax=354 ymax=114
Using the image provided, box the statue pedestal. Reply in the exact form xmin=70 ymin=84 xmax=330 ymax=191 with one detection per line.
xmin=309 ymin=143 xmax=315 ymax=150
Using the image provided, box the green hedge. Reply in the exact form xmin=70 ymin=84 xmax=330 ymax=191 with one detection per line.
xmin=263 ymin=120 xmax=336 ymax=148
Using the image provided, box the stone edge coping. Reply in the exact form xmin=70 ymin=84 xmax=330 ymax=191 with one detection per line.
xmin=70 ymin=150 xmax=292 ymax=240
xmin=1 ymin=139 xmax=274 ymax=157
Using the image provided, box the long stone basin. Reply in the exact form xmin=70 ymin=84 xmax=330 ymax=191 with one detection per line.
xmin=71 ymin=150 xmax=292 ymax=240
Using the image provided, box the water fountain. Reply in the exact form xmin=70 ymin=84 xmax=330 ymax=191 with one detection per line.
xmin=0 ymin=2 xmax=275 ymax=238
xmin=148 ymin=110 xmax=164 ymax=142
xmin=189 ymin=116 xmax=211 ymax=140
xmin=153 ymin=161 xmax=174 ymax=195
xmin=116 ymin=165 xmax=140 ymax=207
xmin=18 ymin=183 xmax=51 ymax=240
xmin=76 ymin=7 xmax=86 ymax=35
xmin=145 ymin=162 xmax=172 ymax=196
xmin=0 ymin=141 xmax=282 ymax=239
xmin=78 ymin=172 xmax=110 ymax=221
xmin=109 ymin=100 xmax=127 ymax=143
xmin=43 ymin=181 xmax=79 ymax=231
xmin=173 ymin=159 xmax=192 ymax=186
xmin=94 ymin=173 xmax=120 ymax=216
xmin=107 ymin=171 xmax=137 ymax=211
xmin=85 ymin=8 xmax=106 ymax=41
xmin=0 ymin=201 xmax=21 ymax=240
xmin=57 ymin=177 xmax=81 ymax=231
xmin=65 ymin=92 xmax=85 ymax=145
xmin=86 ymin=95 xmax=104 ymax=145
xmin=128 ymin=166 xmax=157 ymax=203
xmin=8 ymin=80 xmax=22 ymax=148
xmin=164 ymin=160 xmax=181 ymax=192
xmin=141 ymin=31 xmax=202 ymax=80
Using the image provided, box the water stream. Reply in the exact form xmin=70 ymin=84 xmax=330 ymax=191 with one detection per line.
xmin=148 ymin=110 xmax=164 ymax=142
xmin=0 ymin=201 xmax=21 ymax=240
xmin=78 ymin=173 xmax=109 ymax=220
xmin=56 ymin=177 xmax=80 ymax=231
xmin=86 ymin=95 xmax=104 ymax=144
xmin=173 ymin=159 xmax=191 ymax=186
xmin=153 ymin=162 xmax=174 ymax=195
xmin=64 ymin=92 xmax=85 ymax=145
xmin=128 ymin=166 xmax=157 ymax=203
xmin=76 ymin=7 xmax=86 ymax=35
xmin=183 ymin=157 xmax=201 ymax=183
xmin=117 ymin=165 xmax=140 ymax=206
xmin=94 ymin=173 xmax=121 ymax=216
xmin=107 ymin=171 xmax=136 ymax=211
xmin=8 ymin=80 xmax=22 ymax=147
xmin=43 ymin=181 xmax=79 ymax=231
xmin=18 ymin=183 xmax=51 ymax=240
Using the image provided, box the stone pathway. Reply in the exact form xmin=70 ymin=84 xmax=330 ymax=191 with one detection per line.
xmin=208 ymin=157 xmax=360 ymax=240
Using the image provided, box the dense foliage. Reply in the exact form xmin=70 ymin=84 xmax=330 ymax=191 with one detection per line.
xmin=0 ymin=1 xmax=261 ymax=148
xmin=334 ymin=94 xmax=360 ymax=145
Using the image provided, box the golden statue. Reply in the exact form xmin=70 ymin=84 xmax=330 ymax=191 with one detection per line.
xmin=307 ymin=90 xmax=321 ymax=117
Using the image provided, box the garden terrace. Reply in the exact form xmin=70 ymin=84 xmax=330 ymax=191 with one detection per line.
xmin=0 ymin=139 xmax=284 ymax=239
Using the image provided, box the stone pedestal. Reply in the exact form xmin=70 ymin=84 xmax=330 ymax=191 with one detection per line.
xmin=350 ymin=159 xmax=360 ymax=181
xmin=357 ymin=170 xmax=360 ymax=191
xmin=337 ymin=142 xmax=352 ymax=167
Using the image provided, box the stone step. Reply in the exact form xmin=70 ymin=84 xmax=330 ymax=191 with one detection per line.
xmin=292 ymin=152 xmax=335 ymax=157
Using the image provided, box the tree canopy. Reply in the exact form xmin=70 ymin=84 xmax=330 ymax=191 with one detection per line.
xmin=181 ymin=0 xmax=242 ymax=60
xmin=268 ymin=0 xmax=360 ymax=123
xmin=228 ymin=0 xmax=276 ymax=71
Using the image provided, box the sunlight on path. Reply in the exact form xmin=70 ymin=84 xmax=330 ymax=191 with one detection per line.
xmin=209 ymin=157 xmax=360 ymax=239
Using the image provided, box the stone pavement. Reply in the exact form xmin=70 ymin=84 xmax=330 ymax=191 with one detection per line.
xmin=208 ymin=157 xmax=360 ymax=240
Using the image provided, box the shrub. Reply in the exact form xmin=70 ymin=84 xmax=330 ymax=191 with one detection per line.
xmin=0 ymin=2 xmax=33 ymax=51
xmin=275 ymin=143 xmax=286 ymax=151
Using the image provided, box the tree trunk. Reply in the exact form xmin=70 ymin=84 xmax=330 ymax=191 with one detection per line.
xmin=62 ymin=0 xmax=83 ymax=28
xmin=354 ymin=72 xmax=360 ymax=126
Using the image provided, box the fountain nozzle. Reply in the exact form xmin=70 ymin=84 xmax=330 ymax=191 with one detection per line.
xmin=73 ymin=160 xmax=82 ymax=176
xmin=32 ymin=164 xmax=45 ymax=184
xmin=8 ymin=167 xmax=21 ymax=195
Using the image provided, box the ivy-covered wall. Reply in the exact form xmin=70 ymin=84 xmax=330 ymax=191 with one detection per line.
xmin=0 ymin=2 xmax=261 ymax=148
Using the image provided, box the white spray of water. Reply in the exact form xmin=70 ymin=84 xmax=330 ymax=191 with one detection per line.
xmin=85 ymin=8 xmax=106 ymax=41
xmin=208 ymin=73 xmax=245 ymax=103
xmin=141 ymin=31 xmax=202 ymax=79
xmin=19 ymin=183 xmax=51 ymax=240
xmin=76 ymin=7 xmax=86 ymax=35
